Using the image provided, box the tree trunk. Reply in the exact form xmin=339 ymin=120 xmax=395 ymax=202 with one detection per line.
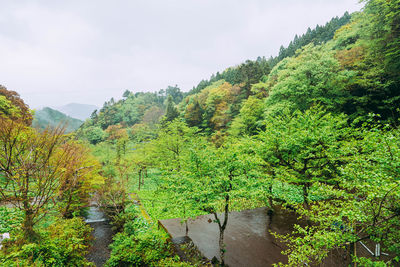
xmin=184 ymin=206 xmax=189 ymax=236
xmin=22 ymin=177 xmax=37 ymax=242
xmin=219 ymin=228 xmax=226 ymax=266
xmin=349 ymin=242 xmax=357 ymax=267
xmin=23 ymin=209 xmax=36 ymax=242
xmin=216 ymin=198 xmax=229 ymax=266
xmin=62 ymin=190 xmax=73 ymax=219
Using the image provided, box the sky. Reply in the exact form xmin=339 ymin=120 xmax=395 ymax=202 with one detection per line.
xmin=0 ymin=0 xmax=363 ymax=109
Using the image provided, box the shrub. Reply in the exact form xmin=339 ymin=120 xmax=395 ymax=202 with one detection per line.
xmin=0 ymin=218 xmax=93 ymax=267
xmin=106 ymin=216 xmax=172 ymax=267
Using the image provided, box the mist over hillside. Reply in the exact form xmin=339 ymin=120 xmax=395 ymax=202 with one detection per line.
xmin=32 ymin=107 xmax=83 ymax=133
xmin=1 ymin=0 xmax=399 ymax=266
xmin=55 ymin=103 xmax=98 ymax=121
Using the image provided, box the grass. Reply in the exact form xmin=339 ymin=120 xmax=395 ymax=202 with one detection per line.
xmin=0 ymin=206 xmax=23 ymax=233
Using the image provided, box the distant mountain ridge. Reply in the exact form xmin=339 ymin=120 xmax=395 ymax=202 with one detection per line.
xmin=55 ymin=103 xmax=98 ymax=121
xmin=32 ymin=107 xmax=83 ymax=133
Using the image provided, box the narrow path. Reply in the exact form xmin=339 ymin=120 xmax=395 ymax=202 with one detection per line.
xmin=85 ymin=205 xmax=114 ymax=267
xmin=85 ymin=194 xmax=146 ymax=266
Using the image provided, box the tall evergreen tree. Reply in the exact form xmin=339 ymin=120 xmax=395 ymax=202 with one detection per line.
xmin=164 ymin=95 xmax=179 ymax=122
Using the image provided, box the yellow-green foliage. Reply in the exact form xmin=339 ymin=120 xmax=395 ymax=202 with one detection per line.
xmin=0 ymin=218 xmax=93 ymax=267
xmin=0 ymin=95 xmax=20 ymax=119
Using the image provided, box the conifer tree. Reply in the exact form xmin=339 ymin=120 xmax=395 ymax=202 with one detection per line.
xmin=164 ymin=95 xmax=179 ymax=122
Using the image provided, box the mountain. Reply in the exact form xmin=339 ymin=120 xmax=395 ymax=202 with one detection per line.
xmin=78 ymin=13 xmax=356 ymax=139
xmin=187 ymin=12 xmax=352 ymax=97
xmin=32 ymin=107 xmax=84 ymax=133
xmin=78 ymin=6 xmax=400 ymax=146
xmin=55 ymin=103 xmax=98 ymax=121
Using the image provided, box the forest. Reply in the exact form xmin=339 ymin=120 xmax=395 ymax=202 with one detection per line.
xmin=1 ymin=0 xmax=400 ymax=266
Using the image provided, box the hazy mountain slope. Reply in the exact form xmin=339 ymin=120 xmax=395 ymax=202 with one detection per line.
xmin=56 ymin=103 xmax=98 ymax=120
xmin=33 ymin=107 xmax=83 ymax=133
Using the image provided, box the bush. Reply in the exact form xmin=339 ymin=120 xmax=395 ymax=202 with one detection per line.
xmin=84 ymin=126 xmax=105 ymax=145
xmin=0 ymin=217 xmax=93 ymax=267
xmin=107 ymin=216 xmax=171 ymax=266
xmin=106 ymin=205 xmax=193 ymax=267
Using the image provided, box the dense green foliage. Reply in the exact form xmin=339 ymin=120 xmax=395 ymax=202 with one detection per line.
xmin=78 ymin=0 xmax=399 ymax=143
xmin=0 ymin=207 xmax=23 ymax=233
xmin=106 ymin=205 xmax=189 ymax=267
xmin=80 ymin=1 xmax=400 ymax=265
xmin=0 ymin=218 xmax=93 ymax=266
xmin=1 ymin=0 xmax=400 ymax=266
xmin=78 ymin=86 xmax=185 ymax=144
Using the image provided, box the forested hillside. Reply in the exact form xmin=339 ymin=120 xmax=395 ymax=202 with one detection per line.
xmin=75 ymin=1 xmax=400 ymax=265
xmin=1 ymin=0 xmax=399 ymax=266
xmin=77 ymin=12 xmax=356 ymax=145
xmin=33 ymin=107 xmax=84 ymax=133
xmin=78 ymin=5 xmax=399 ymax=146
xmin=187 ymin=12 xmax=352 ymax=97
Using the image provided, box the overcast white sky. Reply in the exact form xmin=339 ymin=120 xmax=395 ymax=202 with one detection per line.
xmin=0 ymin=0 xmax=363 ymax=109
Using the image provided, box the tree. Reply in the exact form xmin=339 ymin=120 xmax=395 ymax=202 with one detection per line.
xmin=165 ymin=85 xmax=183 ymax=104
xmin=0 ymin=95 xmax=20 ymax=119
xmin=363 ymin=0 xmax=400 ymax=78
xmin=83 ymin=126 xmax=105 ymax=144
xmin=142 ymin=106 xmax=164 ymax=125
xmin=130 ymin=143 xmax=154 ymax=191
xmin=162 ymin=95 xmax=179 ymax=124
xmin=265 ymin=44 xmax=352 ymax=116
xmin=122 ymin=89 xmax=132 ymax=98
xmin=0 ymin=118 xmax=75 ymax=241
xmin=201 ymin=81 xmax=239 ymax=134
xmin=274 ymin=123 xmax=400 ymax=266
xmin=229 ymin=96 xmax=264 ymax=137
xmin=338 ymin=0 xmax=400 ymax=123
xmin=256 ymin=106 xmax=350 ymax=209
xmin=90 ymin=109 xmax=98 ymax=120
xmin=0 ymin=85 xmax=32 ymax=125
xmin=152 ymin=120 xmax=197 ymax=172
xmin=270 ymin=12 xmax=351 ymax=68
xmin=176 ymin=142 xmax=253 ymax=265
xmin=184 ymin=99 xmax=203 ymax=127
xmin=236 ymin=60 xmax=265 ymax=98
xmin=129 ymin=123 xmax=156 ymax=142
xmin=56 ymin=142 xmax=104 ymax=218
